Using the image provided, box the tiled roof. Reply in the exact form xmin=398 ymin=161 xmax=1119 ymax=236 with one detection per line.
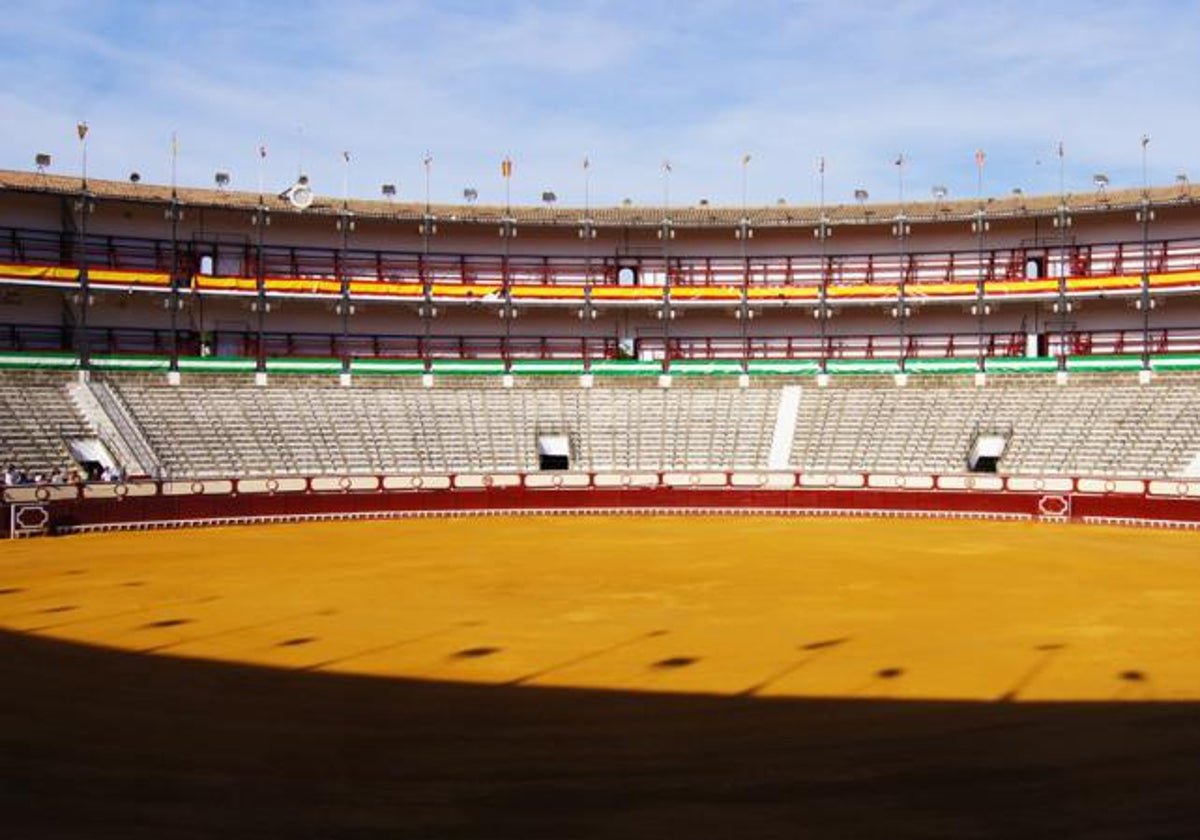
xmin=2 ymin=168 xmax=1197 ymax=229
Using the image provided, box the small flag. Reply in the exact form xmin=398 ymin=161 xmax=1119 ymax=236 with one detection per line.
xmin=171 ymin=132 xmax=179 ymax=157
xmin=1057 ymin=141 xmax=1064 ymax=158
xmin=818 ymin=156 xmax=825 ymax=174
xmin=742 ymin=153 xmax=751 ymax=166
xmin=583 ymin=156 xmax=590 ymax=170
xmin=663 ymin=159 xmax=672 ymax=173
xmin=501 ymin=157 xmax=513 ymax=178
xmin=76 ymin=122 xmax=88 ymax=141
xmin=1141 ymin=134 xmax=1151 ymax=148
xmin=894 ymin=153 xmax=904 ymax=167
xmin=423 ymin=152 xmax=433 ymax=167
xmin=975 ymin=149 xmax=985 ymax=169
xmin=342 ymin=150 xmax=351 ymax=163
xmin=259 ymin=144 xmax=268 ymax=159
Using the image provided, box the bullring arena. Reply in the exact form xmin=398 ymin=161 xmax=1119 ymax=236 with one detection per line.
xmin=3 ymin=166 xmax=1200 ymax=838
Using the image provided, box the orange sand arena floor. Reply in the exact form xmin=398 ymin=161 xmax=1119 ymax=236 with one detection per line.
xmin=3 ymin=515 xmax=1198 ymax=703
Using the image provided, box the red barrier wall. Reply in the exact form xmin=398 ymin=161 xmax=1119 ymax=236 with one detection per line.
xmin=7 ymin=483 xmax=1198 ymax=537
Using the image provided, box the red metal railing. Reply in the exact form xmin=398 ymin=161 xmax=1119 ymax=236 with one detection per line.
xmin=5 ymin=225 xmax=1200 ymax=290
xmin=8 ymin=324 xmax=1200 ymax=361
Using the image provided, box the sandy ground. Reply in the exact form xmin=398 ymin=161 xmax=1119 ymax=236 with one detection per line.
xmin=3 ymin=515 xmax=1198 ymax=701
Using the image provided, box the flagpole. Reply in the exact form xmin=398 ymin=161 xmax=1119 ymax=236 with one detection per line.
xmin=504 ymin=155 xmax=512 ymax=215
xmin=584 ymin=156 xmax=591 ymax=218
xmin=257 ymin=143 xmax=267 ymax=202
xmin=170 ymin=131 xmax=179 ymax=197
xmin=424 ymin=152 xmax=433 ymax=216
xmin=741 ymin=153 xmax=750 ymax=214
xmin=662 ymin=159 xmax=671 ymax=214
xmin=976 ymin=149 xmax=983 ymax=202
xmin=79 ymin=122 xmax=89 ymax=191
xmin=1058 ymin=140 xmax=1065 ymax=200
xmin=819 ymin=155 xmax=826 ymax=211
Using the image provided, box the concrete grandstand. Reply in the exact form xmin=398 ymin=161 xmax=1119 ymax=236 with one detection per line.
xmin=2 ymin=168 xmax=1199 ymax=534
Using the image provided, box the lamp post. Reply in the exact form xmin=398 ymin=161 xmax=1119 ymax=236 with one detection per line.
xmin=1137 ymin=134 xmax=1154 ymax=375
xmin=166 ymin=134 xmax=183 ymax=376
xmin=971 ymin=150 xmax=989 ymax=376
xmin=737 ymin=154 xmax=753 ymax=375
xmin=892 ymin=154 xmax=911 ymax=375
xmin=250 ymin=194 xmax=270 ymax=378
xmin=813 ymin=159 xmax=833 ymax=377
xmin=1051 ymin=142 xmax=1072 ymax=375
xmin=419 ymin=154 xmax=437 ymax=375
xmin=658 ymin=160 xmax=675 ymax=377
xmin=579 ymin=157 xmax=597 ymax=373
xmin=74 ymin=122 xmax=94 ymax=370
xmin=336 ymin=151 xmax=355 ymax=377
xmin=499 ymin=157 xmax=516 ymax=374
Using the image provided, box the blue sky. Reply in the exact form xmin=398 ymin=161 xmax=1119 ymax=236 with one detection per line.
xmin=2 ymin=1 xmax=1197 ymax=208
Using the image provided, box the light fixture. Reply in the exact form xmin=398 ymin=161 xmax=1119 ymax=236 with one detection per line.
xmin=1092 ymin=173 xmax=1109 ymax=192
xmin=622 ymin=197 xmax=632 ymax=206
xmin=776 ymin=197 xmax=787 ymax=205
xmin=1176 ymin=172 xmax=1189 ymax=186
xmin=283 ymin=175 xmax=313 ymax=209
xmin=129 ymin=172 xmax=141 ymax=184
xmin=698 ymin=198 xmax=709 ymax=206
xmin=854 ymin=188 xmax=869 ymax=204
xmin=463 ymin=187 xmax=478 ymax=203
xmin=1011 ymin=187 xmax=1024 ymax=196
xmin=381 ymin=183 xmax=397 ymax=199
xmin=215 ymin=171 xmax=231 ymax=189
xmin=932 ymin=185 xmax=948 ymax=201
xmin=541 ymin=190 xmax=557 ymax=205
xmin=34 ymin=153 xmax=51 ymax=170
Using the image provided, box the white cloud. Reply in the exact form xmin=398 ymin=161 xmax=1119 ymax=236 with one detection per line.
xmin=1 ymin=0 xmax=1196 ymax=207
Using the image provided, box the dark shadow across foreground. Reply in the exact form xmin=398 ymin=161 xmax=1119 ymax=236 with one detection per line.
xmin=2 ymin=629 xmax=1199 ymax=839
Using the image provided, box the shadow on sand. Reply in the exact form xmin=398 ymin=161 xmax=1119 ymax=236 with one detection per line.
xmin=1 ymin=629 xmax=1198 ymax=839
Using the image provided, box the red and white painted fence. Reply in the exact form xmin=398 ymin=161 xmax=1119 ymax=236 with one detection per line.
xmin=5 ymin=469 xmax=1200 ymax=537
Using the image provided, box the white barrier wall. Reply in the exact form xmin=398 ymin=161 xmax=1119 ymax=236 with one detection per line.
xmin=238 ymin=477 xmax=310 ymax=494
xmin=593 ymin=472 xmax=661 ymax=489
xmin=453 ymin=473 xmax=523 ymax=489
xmin=382 ymin=475 xmax=453 ymax=491
xmin=1076 ymin=478 xmax=1147 ymax=495
xmin=163 ymin=480 xmax=235 ymax=496
xmin=310 ymin=476 xmax=381 ymax=492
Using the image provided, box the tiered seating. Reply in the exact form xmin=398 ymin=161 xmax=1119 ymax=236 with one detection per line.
xmin=0 ymin=370 xmax=93 ymax=475
xmin=11 ymin=371 xmax=1189 ymax=481
xmin=791 ymin=374 xmax=1200 ymax=477
xmin=105 ymin=375 xmax=779 ymax=478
